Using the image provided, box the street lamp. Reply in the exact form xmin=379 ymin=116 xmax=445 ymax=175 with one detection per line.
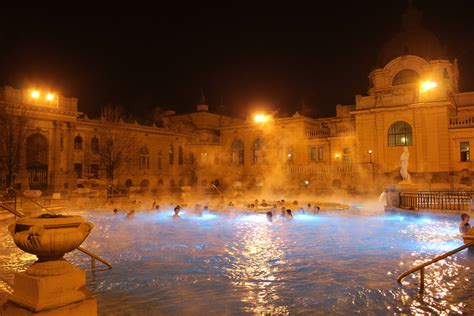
xmin=420 ymin=81 xmax=437 ymax=93
xmin=368 ymin=149 xmax=373 ymax=163
xmin=31 ymin=90 xmax=40 ymax=99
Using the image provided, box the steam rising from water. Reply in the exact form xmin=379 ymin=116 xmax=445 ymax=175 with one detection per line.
xmin=1 ymin=207 xmax=473 ymax=314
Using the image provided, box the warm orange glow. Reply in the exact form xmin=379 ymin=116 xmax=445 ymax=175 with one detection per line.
xmin=420 ymin=81 xmax=437 ymax=92
xmin=368 ymin=149 xmax=373 ymax=154
xmin=335 ymin=153 xmax=340 ymax=159
xmin=254 ymin=114 xmax=268 ymax=123
xmin=46 ymin=93 xmax=55 ymax=101
xmin=31 ymin=90 xmax=40 ymax=99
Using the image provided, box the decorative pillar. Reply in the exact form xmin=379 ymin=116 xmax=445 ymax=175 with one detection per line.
xmin=50 ymin=121 xmax=63 ymax=191
xmin=67 ymin=123 xmax=76 ymax=189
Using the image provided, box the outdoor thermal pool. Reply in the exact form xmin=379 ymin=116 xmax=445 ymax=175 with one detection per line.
xmin=1 ymin=207 xmax=473 ymax=315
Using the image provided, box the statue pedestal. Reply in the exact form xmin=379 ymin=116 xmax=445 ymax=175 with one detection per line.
xmin=8 ymin=266 xmax=90 ymax=311
xmin=3 ymin=215 xmax=98 ymax=316
xmin=2 ymin=298 xmax=96 ymax=316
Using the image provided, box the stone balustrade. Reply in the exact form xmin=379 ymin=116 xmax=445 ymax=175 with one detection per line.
xmin=290 ymin=163 xmax=353 ymax=175
xmin=305 ymin=128 xmax=330 ymax=138
xmin=449 ymin=115 xmax=474 ymax=128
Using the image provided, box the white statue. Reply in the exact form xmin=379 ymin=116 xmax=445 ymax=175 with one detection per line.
xmin=399 ymin=146 xmax=411 ymax=183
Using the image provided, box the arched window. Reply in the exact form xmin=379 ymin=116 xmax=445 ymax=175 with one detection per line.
xmin=158 ymin=179 xmax=163 ymax=186
xmin=231 ymin=139 xmax=244 ymax=165
xmin=74 ymin=135 xmax=83 ymax=150
xmin=392 ymin=69 xmax=419 ymax=86
xmin=252 ymin=138 xmax=263 ymax=163
xmin=169 ymin=144 xmax=174 ymax=165
xmin=125 ymin=179 xmax=133 ymax=188
xmin=140 ymin=179 xmax=150 ymax=188
xmin=388 ymin=121 xmax=413 ymax=146
xmin=26 ymin=133 xmax=49 ymax=167
xmin=140 ymin=146 xmax=149 ymax=169
xmin=91 ymin=136 xmax=100 ymax=153
xmin=178 ymin=145 xmax=183 ymax=165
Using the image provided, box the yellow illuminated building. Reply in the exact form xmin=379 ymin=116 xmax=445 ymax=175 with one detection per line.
xmin=0 ymin=5 xmax=473 ymax=195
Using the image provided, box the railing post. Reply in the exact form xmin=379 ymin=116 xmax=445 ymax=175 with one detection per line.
xmin=420 ymin=267 xmax=424 ymax=294
xmin=92 ymin=257 xmax=96 ymax=270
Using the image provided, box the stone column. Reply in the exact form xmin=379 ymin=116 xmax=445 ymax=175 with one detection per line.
xmin=67 ymin=123 xmax=76 ymax=189
xmin=50 ymin=121 xmax=63 ymax=191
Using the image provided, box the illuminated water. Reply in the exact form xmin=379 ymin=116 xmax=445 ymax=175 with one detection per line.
xmin=1 ymin=208 xmax=473 ymax=315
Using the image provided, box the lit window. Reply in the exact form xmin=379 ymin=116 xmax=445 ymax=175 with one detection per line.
xmin=460 ymin=141 xmax=470 ymax=162
xmin=140 ymin=146 xmax=149 ymax=169
xmin=231 ymin=139 xmax=244 ymax=165
xmin=310 ymin=147 xmax=324 ymax=161
xmin=310 ymin=147 xmax=317 ymax=161
xmin=158 ymin=150 xmax=162 ymax=170
xmin=252 ymin=138 xmax=263 ymax=163
xmin=200 ymin=152 xmax=208 ymax=164
xmin=388 ymin=121 xmax=413 ymax=147
xmin=318 ymin=147 xmax=324 ymax=161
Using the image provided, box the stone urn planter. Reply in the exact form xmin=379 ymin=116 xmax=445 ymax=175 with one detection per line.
xmin=3 ymin=214 xmax=97 ymax=314
xmin=22 ymin=190 xmax=43 ymax=199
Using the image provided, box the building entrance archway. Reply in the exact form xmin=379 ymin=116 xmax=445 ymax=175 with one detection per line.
xmin=26 ymin=133 xmax=49 ymax=190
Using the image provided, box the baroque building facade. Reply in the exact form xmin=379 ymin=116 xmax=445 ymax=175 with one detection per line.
xmin=1 ymin=5 xmax=473 ymax=195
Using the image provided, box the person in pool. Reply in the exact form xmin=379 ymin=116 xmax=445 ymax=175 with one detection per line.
xmin=280 ymin=207 xmax=286 ymax=217
xmin=459 ymin=213 xmax=472 ymax=234
xmin=173 ymin=206 xmax=181 ymax=219
xmin=113 ymin=208 xmax=118 ymax=215
xmin=286 ymin=209 xmax=293 ymax=219
xmin=126 ymin=209 xmax=135 ymax=219
xmin=266 ymin=211 xmax=273 ymax=222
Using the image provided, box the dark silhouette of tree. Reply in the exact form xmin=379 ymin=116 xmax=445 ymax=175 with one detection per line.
xmin=0 ymin=104 xmax=29 ymax=188
xmin=89 ymin=105 xmax=137 ymax=184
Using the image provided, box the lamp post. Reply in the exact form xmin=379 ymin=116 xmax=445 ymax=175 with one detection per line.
xmin=368 ymin=149 xmax=374 ymax=189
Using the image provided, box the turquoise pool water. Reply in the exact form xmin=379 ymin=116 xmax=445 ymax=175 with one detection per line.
xmin=1 ymin=208 xmax=473 ymax=315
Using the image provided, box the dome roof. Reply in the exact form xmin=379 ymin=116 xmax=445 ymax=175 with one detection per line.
xmin=378 ymin=3 xmax=446 ymax=66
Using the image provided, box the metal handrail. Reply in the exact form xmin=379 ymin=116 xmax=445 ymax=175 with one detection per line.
xmin=2 ymin=189 xmax=112 ymax=270
xmin=0 ymin=201 xmax=24 ymax=217
xmin=77 ymin=246 xmax=112 ymax=270
xmin=397 ymin=240 xmax=474 ymax=293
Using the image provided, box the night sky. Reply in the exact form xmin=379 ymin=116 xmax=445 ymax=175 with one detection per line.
xmin=0 ymin=1 xmax=473 ymax=119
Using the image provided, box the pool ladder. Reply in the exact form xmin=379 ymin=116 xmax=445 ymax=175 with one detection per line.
xmin=397 ymin=240 xmax=474 ymax=293
xmin=1 ymin=190 xmax=112 ymax=270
